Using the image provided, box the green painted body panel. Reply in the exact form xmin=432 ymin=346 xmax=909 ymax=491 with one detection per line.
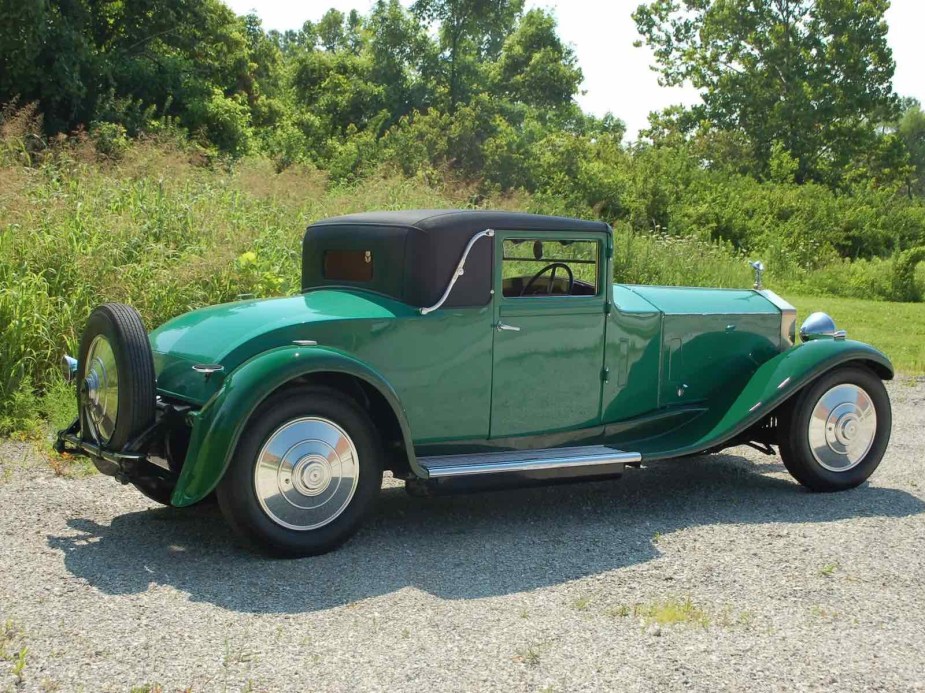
xmin=615 ymin=338 xmax=893 ymax=459
xmin=170 ymin=345 xmax=417 ymax=507
xmin=491 ymin=298 xmax=605 ymax=436
xmin=658 ymin=313 xmax=780 ymax=406
xmin=603 ymin=284 xmax=780 ymax=418
xmin=150 ymin=227 xmax=892 ymax=505
xmin=603 ymin=287 xmax=662 ymax=421
xmin=150 ymin=291 xmax=411 ymax=404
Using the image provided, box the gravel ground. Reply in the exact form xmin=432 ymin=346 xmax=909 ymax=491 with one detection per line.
xmin=1 ymin=379 xmax=924 ymax=692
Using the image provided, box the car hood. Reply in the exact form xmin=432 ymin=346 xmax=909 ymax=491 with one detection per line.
xmin=618 ymin=285 xmax=779 ymax=315
xmin=150 ymin=290 xmax=409 ymax=404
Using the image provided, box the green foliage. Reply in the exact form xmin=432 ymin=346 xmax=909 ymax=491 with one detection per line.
xmin=412 ymin=0 xmax=524 ymax=109
xmin=90 ymin=121 xmax=130 ymax=159
xmin=896 ymin=99 xmax=925 ymax=196
xmin=0 ymin=376 xmax=43 ymax=438
xmin=493 ymin=9 xmax=582 ymax=111
xmin=188 ymin=88 xmax=253 ymax=156
xmin=634 ymin=0 xmax=898 ymax=186
xmin=891 ymin=247 xmax=925 ymax=302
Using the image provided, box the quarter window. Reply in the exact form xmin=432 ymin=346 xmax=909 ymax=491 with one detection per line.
xmin=501 ymin=239 xmax=599 ymax=298
xmin=323 ymin=250 xmax=373 ymax=282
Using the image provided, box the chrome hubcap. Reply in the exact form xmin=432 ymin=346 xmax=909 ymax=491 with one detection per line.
xmin=254 ymin=417 xmax=360 ymax=531
xmin=808 ymin=384 xmax=877 ymax=472
xmin=82 ymin=335 xmax=118 ymax=444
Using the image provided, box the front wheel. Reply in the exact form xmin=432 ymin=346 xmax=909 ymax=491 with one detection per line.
xmin=216 ymin=386 xmax=383 ymax=556
xmin=779 ymin=366 xmax=891 ymax=492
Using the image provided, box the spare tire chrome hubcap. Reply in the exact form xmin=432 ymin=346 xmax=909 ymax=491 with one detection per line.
xmin=808 ymin=384 xmax=877 ymax=472
xmin=82 ymin=335 xmax=119 ymax=444
xmin=254 ymin=417 xmax=360 ymax=530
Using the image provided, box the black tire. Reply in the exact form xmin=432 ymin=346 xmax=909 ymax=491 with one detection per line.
xmin=779 ymin=366 xmax=891 ymax=492
xmin=76 ymin=303 xmax=156 ymax=450
xmin=216 ymin=386 xmax=383 ymax=557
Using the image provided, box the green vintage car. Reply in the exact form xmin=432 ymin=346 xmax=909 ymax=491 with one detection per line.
xmin=56 ymin=210 xmax=893 ymax=555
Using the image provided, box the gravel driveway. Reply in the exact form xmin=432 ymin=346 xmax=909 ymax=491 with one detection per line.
xmin=1 ymin=379 xmax=924 ymax=692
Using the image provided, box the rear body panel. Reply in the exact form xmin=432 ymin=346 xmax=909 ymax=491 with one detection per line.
xmin=151 ymin=291 xmax=495 ymax=444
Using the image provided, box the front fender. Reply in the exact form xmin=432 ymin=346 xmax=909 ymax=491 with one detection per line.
xmin=169 ymin=346 xmax=416 ymax=507
xmin=642 ymin=338 xmax=893 ymax=460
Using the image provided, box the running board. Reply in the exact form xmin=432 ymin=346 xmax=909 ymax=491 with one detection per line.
xmin=418 ymin=445 xmax=641 ymax=479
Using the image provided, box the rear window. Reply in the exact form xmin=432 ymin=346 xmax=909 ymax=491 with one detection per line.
xmin=323 ymin=250 xmax=373 ymax=282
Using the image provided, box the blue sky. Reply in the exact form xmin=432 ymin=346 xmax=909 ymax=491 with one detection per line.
xmin=226 ymin=0 xmax=925 ymax=139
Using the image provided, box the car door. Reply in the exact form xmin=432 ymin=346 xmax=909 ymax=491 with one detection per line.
xmin=489 ymin=231 xmax=607 ymax=438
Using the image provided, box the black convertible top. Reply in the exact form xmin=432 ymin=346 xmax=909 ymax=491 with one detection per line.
xmin=311 ymin=209 xmax=609 ymax=234
xmin=302 ymin=210 xmax=610 ymax=309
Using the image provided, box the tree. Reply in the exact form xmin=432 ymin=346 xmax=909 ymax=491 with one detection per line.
xmin=896 ymin=99 xmax=925 ymax=197
xmin=0 ymin=0 xmax=97 ymax=132
xmin=411 ymin=0 xmax=524 ymax=110
xmin=367 ymin=0 xmax=436 ymax=124
xmin=493 ymin=9 xmax=582 ymax=112
xmin=633 ymin=0 xmax=898 ymax=185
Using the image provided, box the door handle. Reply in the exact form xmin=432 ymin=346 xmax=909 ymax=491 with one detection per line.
xmin=496 ymin=322 xmax=521 ymax=332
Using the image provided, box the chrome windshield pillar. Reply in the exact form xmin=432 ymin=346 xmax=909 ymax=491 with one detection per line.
xmin=420 ymin=228 xmax=495 ymax=315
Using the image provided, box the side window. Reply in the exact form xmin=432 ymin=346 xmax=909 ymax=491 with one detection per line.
xmin=502 ymin=238 xmax=599 ymax=298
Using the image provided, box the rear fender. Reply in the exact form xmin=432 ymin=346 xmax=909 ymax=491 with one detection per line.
xmin=642 ymin=338 xmax=893 ymax=460
xmin=170 ymin=346 xmax=416 ymax=507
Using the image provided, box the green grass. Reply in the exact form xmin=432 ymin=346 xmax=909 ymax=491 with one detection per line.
xmin=789 ymin=295 xmax=925 ymax=374
xmin=630 ymin=597 xmax=711 ymax=628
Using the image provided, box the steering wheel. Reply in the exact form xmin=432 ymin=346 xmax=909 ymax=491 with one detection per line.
xmin=520 ymin=262 xmax=574 ymax=296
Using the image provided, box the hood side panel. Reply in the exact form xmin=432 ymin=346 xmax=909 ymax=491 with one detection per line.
xmin=613 ymin=284 xmax=783 ymax=412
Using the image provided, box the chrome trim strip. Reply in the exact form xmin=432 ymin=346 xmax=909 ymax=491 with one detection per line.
xmin=757 ymin=289 xmax=796 ymax=313
xmin=420 ymin=228 xmax=495 ymax=315
xmin=192 ymin=364 xmax=224 ymax=374
xmin=419 ymin=445 xmax=641 ymax=478
xmin=293 ymin=340 xmax=318 ymax=347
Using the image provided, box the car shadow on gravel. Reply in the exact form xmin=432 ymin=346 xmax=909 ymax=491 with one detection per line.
xmin=48 ymin=452 xmax=925 ymax=613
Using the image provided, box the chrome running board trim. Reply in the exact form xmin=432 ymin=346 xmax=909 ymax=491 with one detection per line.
xmin=418 ymin=445 xmax=641 ymax=479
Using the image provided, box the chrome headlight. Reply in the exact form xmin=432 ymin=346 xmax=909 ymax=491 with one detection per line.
xmin=800 ymin=312 xmax=846 ymax=342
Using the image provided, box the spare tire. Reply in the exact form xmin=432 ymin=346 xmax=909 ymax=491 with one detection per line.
xmin=77 ymin=303 xmax=156 ymax=450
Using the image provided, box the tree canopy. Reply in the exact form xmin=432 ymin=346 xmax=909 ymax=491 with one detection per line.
xmin=633 ymin=0 xmax=898 ymax=186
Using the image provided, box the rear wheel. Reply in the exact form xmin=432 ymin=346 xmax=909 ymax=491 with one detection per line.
xmin=779 ymin=366 xmax=891 ymax=492
xmin=216 ymin=386 xmax=383 ymax=556
xmin=76 ymin=303 xmax=156 ymax=450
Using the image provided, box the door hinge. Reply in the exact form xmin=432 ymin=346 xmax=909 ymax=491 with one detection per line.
xmin=601 ymin=366 xmax=610 ymax=383
xmin=604 ymin=301 xmax=612 ymax=315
